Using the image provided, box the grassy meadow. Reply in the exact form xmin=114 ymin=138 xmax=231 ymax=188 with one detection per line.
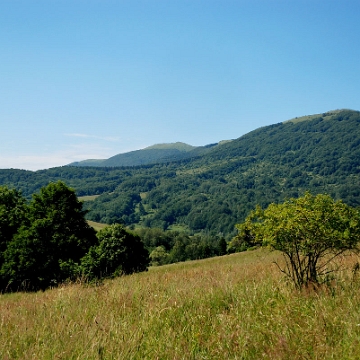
xmin=87 ymin=220 xmax=108 ymax=232
xmin=1 ymin=249 xmax=360 ymax=359
xmin=78 ymin=195 xmax=101 ymax=202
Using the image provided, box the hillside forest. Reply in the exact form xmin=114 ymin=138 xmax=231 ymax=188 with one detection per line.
xmin=1 ymin=109 xmax=360 ymax=360
xmin=0 ymin=109 xmax=359 ymax=240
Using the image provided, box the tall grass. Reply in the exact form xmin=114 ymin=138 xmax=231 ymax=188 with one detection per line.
xmin=87 ymin=220 xmax=108 ymax=232
xmin=1 ymin=249 xmax=360 ymax=359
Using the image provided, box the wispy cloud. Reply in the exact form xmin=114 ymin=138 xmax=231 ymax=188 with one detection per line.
xmin=0 ymin=144 xmax=113 ymax=171
xmin=0 ymin=134 xmax=146 ymax=171
xmin=64 ymin=133 xmax=120 ymax=142
xmin=0 ymin=154 xmax=75 ymax=171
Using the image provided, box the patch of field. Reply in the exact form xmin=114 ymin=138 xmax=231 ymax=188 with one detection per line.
xmin=140 ymin=192 xmax=148 ymax=199
xmin=285 ymin=109 xmax=345 ymax=124
xmin=1 ymin=249 xmax=360 ymax=359
xmin=167 ymin=223 xmax=189 ymax=232
xmin=87 ymin=220 xmax=108 ymax=231
xmin=78 ymin=195 xmax=100 ymax=201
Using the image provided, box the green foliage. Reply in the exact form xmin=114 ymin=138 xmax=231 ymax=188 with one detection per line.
xmin=228 ymin=223 xmax=258 ymax=253
xmin=1 ymin=109 xmax=360 ymax=236
xmin=29 ymin=181 xmax=98 ymax=262
xmin=0 ymin=186 xmax=27 ymax=264
xmin=168 ymin=234 xmax=217 ymax=263
xmin=242 ymin=192 xmax=360 ymax=288
xmin=0 ymin=182 xmax=97 ymax=292
xmin=80 ymin=224 xmax=149 ymax=280
xmin=217 ymin=237 xmax=228 ymax=256
xmin=71 ymin=142 xmax=209 ymax=167
xmin=84 ymin=190 xmax=141 ymax=225
xmin=134 ymin=227 xmax=176 ymax=251
xmin=134 ymin=227 xmax=224 ymax=264
xmin=149 ymin=246 xmax=169 ymax=266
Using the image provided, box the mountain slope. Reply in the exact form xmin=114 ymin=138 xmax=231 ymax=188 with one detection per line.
xmin=69 ymin=142 xmax=197 ymax=167
xmin=69 ymin=159 xmax=107 ymax=167
xmin=69 ymin=141 xmax=234 ymax=167
xmin=1 ymin=109 xmax=360 ymax=237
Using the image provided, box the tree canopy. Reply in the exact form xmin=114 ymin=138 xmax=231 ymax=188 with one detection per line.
xmin=239 ymin=192 xmax=360 ymax=288
xmin=1 ymin=110 xmax=360 ymax=236
xmin=80 ymin=224 xmax=149 ymax=280
xmin=0 ymin=187 xmax=27 ymax=262
xmin=0 ymin=181 xmax=98 ymax=291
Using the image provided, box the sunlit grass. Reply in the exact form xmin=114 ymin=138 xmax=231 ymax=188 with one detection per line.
xmin=78 ymin=195 xmax=100 ymax=201
xmin=87 ymin=220 xmax=108 ymax=231
xmin=1 ymin=249 xmax=360 ymax=359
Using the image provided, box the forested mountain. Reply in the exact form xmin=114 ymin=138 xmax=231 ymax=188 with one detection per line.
xmin=1 ymin=109 xmax=359 ymax=238
xmin=68 ymin=142 xmax=225 ymax=167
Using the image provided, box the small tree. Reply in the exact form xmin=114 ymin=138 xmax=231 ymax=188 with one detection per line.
xmin=149 ymin=246 xmax=169 ymax=266
xmin=242 ymin=192 xmax=360 ymax=288
xmin=217 ymin=238 xmax=228 ymax=256
xmin=81 ymin=224 xmax=149 ymax=280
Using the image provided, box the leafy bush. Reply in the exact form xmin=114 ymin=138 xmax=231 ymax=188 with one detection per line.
xmin=240 ymin=192 xmax=360 ymax=288
xmin=81 ymin=224 xmax=149 ymax=280
xmin=149 ymin=246 xmax=170 ymax=266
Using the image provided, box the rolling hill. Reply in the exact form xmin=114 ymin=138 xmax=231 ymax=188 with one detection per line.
xmin=1 ymin=109 xmax=359 ymax=237
xmin=68 ymin=141 xmax=229 ymax=167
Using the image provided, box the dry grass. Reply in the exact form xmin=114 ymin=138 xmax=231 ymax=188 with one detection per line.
xmin=78 ymin=195 xmax=100 ymax=202
xmin=1 ymin=249 xmax=360 ymax=359
xmin=87 ymin=220 xmax=108 ymax=232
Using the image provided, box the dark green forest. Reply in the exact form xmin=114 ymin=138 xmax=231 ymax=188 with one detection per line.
xmin=69 ymin=142 xmax=200 ymax=167
xmin=0 ymin=182 xmax=150 ymax=292
xmin=0 ymin=182 xmax=226 ymax=292
xmin=1 ymin=109 xmax=360 ymax=239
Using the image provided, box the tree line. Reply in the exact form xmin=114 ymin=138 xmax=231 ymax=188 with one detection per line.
xmin=134 ymin=227 xmax=227 ymax=266
xmin=0 ymin=109 xmax=359 ymax=237
xmin=2 ymin=180 xmax=360 ymax=292
xmin=0 ymin=181 xmax=228 ymax=293
xmin=0 ymin=182 xmax=149 ymax=292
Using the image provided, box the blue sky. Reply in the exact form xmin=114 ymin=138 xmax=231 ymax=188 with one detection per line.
xmin=1 ymin=0 xmax=360 ymax=170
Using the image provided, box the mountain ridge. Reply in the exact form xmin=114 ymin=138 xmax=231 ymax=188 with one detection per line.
xmin=69 ymin=109 xmax=351 ymax=168
xmin=1 ymin=109 xmax=360 ymax=237
xmin=68 ymin=140 xmax=232 ymax=167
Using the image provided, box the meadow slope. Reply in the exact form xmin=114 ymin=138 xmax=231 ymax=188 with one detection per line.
xmin=1 ymin=249 xmax=360 ymax=359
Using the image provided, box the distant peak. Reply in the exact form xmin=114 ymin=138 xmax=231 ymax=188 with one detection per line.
xmin=285 ymin=109 xmax=359 ymax=124
xmin=144 ymin=142 xmax=196 ymax=152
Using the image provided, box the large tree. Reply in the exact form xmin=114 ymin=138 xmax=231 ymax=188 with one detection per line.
xmin=1 ymin=181 xmax=97 ymax=291
xmin=240 ymin=192 xmax=360 ymax=288
xmin=0 ymin=186 xmax=27 ymax=290
xmin=0 ymin=186 xmax=27 ymax=257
